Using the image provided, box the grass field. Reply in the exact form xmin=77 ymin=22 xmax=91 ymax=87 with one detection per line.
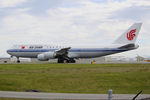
xmin=0 ymin=98 xmax=37 ymax=100
xmin=0 ymin=64 xmax=150 ymax=94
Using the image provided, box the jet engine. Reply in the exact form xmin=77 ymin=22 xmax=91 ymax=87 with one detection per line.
xmin=37 ymin=52 xmax=56 ymax=61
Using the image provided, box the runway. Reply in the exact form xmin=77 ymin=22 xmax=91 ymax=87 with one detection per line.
xmin=0 ymin=91 xmax=150 ymax=100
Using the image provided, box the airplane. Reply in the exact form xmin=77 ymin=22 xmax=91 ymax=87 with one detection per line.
xmin=7 ymin=23 xmax=142 ymax=63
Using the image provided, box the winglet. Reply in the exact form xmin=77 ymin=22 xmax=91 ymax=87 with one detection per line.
xmin=113 ymin=23 xmax=142 ymax=44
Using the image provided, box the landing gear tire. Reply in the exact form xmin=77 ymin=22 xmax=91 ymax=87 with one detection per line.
xmin=17 ymin=60 xmax=20 ymax=63
xmin=58 ymin=59 xmax=64 ymax=63
xmin=57 ymin=58 xmax=76 ymax=63
xmin=17 ymin=57 xmax=20 ymax=63
xmin=69 ymin=59 xmax=76 ymax=63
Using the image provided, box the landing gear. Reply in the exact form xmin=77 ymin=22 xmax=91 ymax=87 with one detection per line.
xmin=58 ymin=58 xmax=64 ymax=63
xmin=57 ymin=58 xmax=76 ymax=63
xmin=17 ymin=57 xmax=20 ymax=63
xmin=17 ymin=60 xmax=20 ymax=63
xmin=69 ymin=58 xmax=76 ymax=63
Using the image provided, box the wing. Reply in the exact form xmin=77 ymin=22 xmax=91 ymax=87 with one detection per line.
xmin=55 ymin=47 xmax=71 ymax=57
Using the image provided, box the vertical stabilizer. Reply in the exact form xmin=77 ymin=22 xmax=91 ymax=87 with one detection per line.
xmin=113 ymin=23 xmax=142 ymax=44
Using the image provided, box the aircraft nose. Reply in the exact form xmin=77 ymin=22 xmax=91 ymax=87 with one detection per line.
xmin=7 ymin=49 xmax=12 ymax=54
xmin=7 ymin=49 xmax=10 ymax=52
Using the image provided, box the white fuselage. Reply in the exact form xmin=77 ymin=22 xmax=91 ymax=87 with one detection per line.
xmin=7 ymin=44 xmax=135 ymax=59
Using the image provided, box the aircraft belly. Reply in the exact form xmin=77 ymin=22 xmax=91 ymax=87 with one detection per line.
xmin=11 ymin=52 xmax=40 ymax=58
xmin=71 ymin=51 xmax=119 ymax=58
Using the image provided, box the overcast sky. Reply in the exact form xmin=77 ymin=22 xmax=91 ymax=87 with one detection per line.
xmin=0 ymin=0 xmax=150 ymax=58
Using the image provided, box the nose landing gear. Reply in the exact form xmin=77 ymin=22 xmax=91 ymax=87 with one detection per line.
xmin=17 ymin=57 xmax=20 ymax=63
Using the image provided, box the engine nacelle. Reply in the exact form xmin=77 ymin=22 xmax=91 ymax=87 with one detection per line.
xmin=37 ymin=52 xmax=56 ymax=61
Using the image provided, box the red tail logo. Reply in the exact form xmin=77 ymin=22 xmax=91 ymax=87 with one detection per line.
xmin=127 ymin=29 xmax=136 ymax=41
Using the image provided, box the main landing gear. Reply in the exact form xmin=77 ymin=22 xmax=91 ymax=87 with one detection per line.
xmin=57 ymin=58 xmax=76 ymax=63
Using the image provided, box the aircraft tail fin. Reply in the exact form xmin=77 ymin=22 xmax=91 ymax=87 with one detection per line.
xmin=113 ymin=23 xmax=142 ymax=44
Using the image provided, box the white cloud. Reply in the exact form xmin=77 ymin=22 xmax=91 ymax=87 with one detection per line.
xmin=0 ymin=0 xmax=29 ymax=8
xmin=127 ymin=0 xmax=150 ymax=6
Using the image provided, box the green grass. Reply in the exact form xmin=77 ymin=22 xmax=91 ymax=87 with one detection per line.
xmin=0 ymin=98 xmax=37 ymax=100
xmin=0 ymin=64 xmax=150 ymax=94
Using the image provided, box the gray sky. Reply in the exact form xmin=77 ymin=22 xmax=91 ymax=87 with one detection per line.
xmin=0 ymin=0 xmax=150 ymax=57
